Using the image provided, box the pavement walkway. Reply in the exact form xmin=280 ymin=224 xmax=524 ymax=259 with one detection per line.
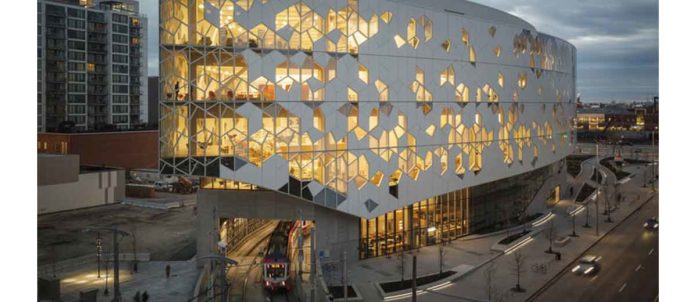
xmin=49 ymin=259 xmax=199 ymax=302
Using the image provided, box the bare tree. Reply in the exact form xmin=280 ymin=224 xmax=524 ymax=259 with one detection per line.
xmin=509 ymin=251 xmax=526 ymax=292
xmin=484 ymin=263 xmax=497 ymax=301
xmin=520 ymin=202 xmax=529 ymax=233
xmin=544 ymin=219 xmax=557 ymax=253
xmin=131 ymin=223 xmax=138 ymax=273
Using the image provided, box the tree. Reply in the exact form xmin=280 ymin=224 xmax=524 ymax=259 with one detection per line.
xmin=484 ymin=262 xmax=497 ymax=301
xmin=544 ymin=219 xmax=557 ymax=253
xmin=570 ymin=206 xmax=579 ymax=237
xmin=509 ymin=251 xmax=526 ymax=292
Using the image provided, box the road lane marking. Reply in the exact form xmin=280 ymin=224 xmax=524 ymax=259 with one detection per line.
xmin=649 ymin=248 xmax=654 ymax=255
xmin=635 ymin=264 xmax=642 ymax=272
xmin=619 ymin=283 xmax=627 ymax=293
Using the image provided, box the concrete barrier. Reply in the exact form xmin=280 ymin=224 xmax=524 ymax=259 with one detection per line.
xmin=554 ymin=236 xmax=571 ymax=247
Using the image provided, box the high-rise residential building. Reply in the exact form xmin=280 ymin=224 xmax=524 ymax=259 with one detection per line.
xmin=159 ymin=0 xmax=576 ymax=262
xmin=38 ymin=0 xmax=147 ymax=132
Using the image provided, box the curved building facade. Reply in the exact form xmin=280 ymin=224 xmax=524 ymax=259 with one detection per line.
xmin=159 ymin=0 xmax=576 ymax=259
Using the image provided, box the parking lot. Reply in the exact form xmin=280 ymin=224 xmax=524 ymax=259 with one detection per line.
xmin=38 ymin=192 xmax=197 ymax=266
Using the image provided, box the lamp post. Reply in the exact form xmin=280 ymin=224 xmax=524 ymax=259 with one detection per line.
xmin=83 ymin=226 xmax=131 ymax=302
xmin=96 ymin=232 xmax=102 ymax=278
xmin=595 ymin=144 xmax=600 ymax=237
xmin=651 ymin=130 xmax=656 ymax=192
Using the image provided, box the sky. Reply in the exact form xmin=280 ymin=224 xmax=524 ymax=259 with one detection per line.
xmin=141 ymin=0 xmax=658 ymax=103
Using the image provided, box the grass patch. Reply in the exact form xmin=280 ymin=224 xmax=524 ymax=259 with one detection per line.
xmin=328 ymin=285 xmax=358 ymax=299
xmin=624 ymin=158 xmax=651 ymax=165
xmin=566 ymin=155 xmax=593 ymax=177
xmin=380 ymin=271 xmax=456 ymax=293
xmin=601 ymin=157 xmax=631 ymax=180
xmin=575 ymin=183 xmax=596 ymax=202
xmin=499 ymin=230 xmax=532 ymax=245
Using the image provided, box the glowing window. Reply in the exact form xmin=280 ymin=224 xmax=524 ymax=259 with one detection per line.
xmin=461 ymin=29 xmax=469 ymax=46
xmin=494 ymin=46 xmax=501 ymax=57
xmin=440 ymin=65 xmax=455 ymax=86
xmin=456 ymin=84 xmax=469 ymax=104
xmin=469 ymin=47 xmax=476 ymax=64
xmin=394 ymin=35 xmax=406 ymax=48
xmin=407 ymin=18 xmax=417 ymax=44
xmin=313 ymin=108 xmax=324 ymax=132
xmin=375 ymin=79 xmax=389 ymax=102
xmin=371 ymin=170 xmax=384 ymax=186
xmin=425 ymin=124 xmax=436 ymax=136
xmin=358 ymin=64 xmax=369 ymax=84
xmin=498 ymin=72 xmax=504 ymax=88
xmin=347 ymin=87 xmax=358 ymax=103
xmin=518 ymin=72 xmax=528 ymax=89
xmin=380 ymin=11 xmax=392 ymax=24
xmin=369 ymin=108 xmax=379 ymax=131
xmin=422 ymin=16 xmax=432 ymax=42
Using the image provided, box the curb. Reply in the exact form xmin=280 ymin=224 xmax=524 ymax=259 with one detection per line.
xmin=525 ymin=192 xmax=656 ymax=301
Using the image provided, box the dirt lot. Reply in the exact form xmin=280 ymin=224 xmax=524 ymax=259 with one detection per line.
xmin=38 ymin=199 xmax=197 ymax=266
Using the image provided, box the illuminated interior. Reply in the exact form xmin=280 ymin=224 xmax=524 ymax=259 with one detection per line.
xmin=159 ymin=0 xmax=576 ymax=215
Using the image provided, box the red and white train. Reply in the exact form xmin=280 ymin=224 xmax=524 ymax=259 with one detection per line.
xmin=262 ymin=221 xmax=298 ymax=292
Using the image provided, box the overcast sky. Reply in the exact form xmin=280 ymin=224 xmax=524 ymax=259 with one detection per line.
xmin=141 ymin=0 xmax=658 ymax=103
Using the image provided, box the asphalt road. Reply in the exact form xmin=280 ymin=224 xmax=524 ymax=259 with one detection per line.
xmin=532 ymin=194 xmax=659 ymax=302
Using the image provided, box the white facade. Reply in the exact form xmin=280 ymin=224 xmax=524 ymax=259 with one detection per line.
xmin=159 ymin=0 xmax=576 ymax=219
xmin=38 ymin=154 xmax=125 ymax=214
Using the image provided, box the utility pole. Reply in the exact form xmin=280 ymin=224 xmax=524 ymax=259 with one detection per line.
xmin=570 ymin=208 xmax=578 ymax=237
xmin=595 ymin=144 xmax=600 ymax=237
xmin=112 ymin=228 xmax=121 ymax=301
xmin=310 ymin=228 xmax=316 ymax=302
xmin=343 ymin=250 xmax=348 ymax=302
xmin=438 ymin=244 xmax=444 ymax=278
xmin=651 ymin=130 xmax=656 ymax=192
xmin=412 ymin=255 xmax=417 ymax=302
xmin=104 ymin=256 xmax=109 ymax=296
xmin=96 ymin=232 xmax=102 ymax=278
xmin=605 ymin=182 xmax=613 ymax=223
xmin=400 ymin=247 xmax=405 ymax=285
xmin=131 ymin=225 xmax=138 ymax=273
xmin=83 ymin=226 xmax=130 ymax=302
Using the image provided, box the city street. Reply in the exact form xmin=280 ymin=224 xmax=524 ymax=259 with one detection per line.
xmin=533 ymin=195 xmax=659 ymax=302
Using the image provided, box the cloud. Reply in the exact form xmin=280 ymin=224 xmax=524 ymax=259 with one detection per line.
xmin=473 ymin=0 xmax=659 ymax=101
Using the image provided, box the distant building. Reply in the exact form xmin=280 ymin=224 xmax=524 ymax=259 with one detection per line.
xmin=148 ymin=76 xmax=159 ymax=126
xmin=38 ymin=153 xmax=125 ymax=214
xmin=576 ymin=98 xmax=658 ymax=131
xmin=38 ymin=0 xmax=148 ymax=132
xmin=37 ymin=130 xmax=158 ymax=169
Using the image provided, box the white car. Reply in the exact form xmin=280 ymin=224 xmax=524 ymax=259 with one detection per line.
xmin=572 ymin=255 xmax=601 ymax=276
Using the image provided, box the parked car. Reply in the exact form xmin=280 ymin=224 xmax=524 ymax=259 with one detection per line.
xmin=572 ymin=255 xmax=601 ymax=276
xmin=154 ymin=180 xmax=173 ymax=192
xmin=644 ymin=217 xmax=659 ymax=230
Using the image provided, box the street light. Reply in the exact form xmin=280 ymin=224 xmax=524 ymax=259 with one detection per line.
xmin=198 ymin=254 xmax=238 ymax=302
xmin=83 ymin=226 xmax=131 ymax=302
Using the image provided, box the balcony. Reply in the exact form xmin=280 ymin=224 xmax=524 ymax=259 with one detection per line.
xmin=88 ymin=88 xmax=107 ymax=95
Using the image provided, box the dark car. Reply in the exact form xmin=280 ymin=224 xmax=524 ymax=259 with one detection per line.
xmin=572 ymin=255 xmax=601 ymax=276
xmin=644 ymin=217 xmax=658 ymax=230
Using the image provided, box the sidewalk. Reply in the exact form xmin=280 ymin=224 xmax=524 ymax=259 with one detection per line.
xmin=339 ymin=159 xmax=656 ymax=301
xmin=47 ymin=259 xmax=199 ymax=302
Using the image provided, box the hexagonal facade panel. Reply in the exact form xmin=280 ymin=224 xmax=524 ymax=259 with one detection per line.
xmin=160 ymin=0 xmax=576 ymax=219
